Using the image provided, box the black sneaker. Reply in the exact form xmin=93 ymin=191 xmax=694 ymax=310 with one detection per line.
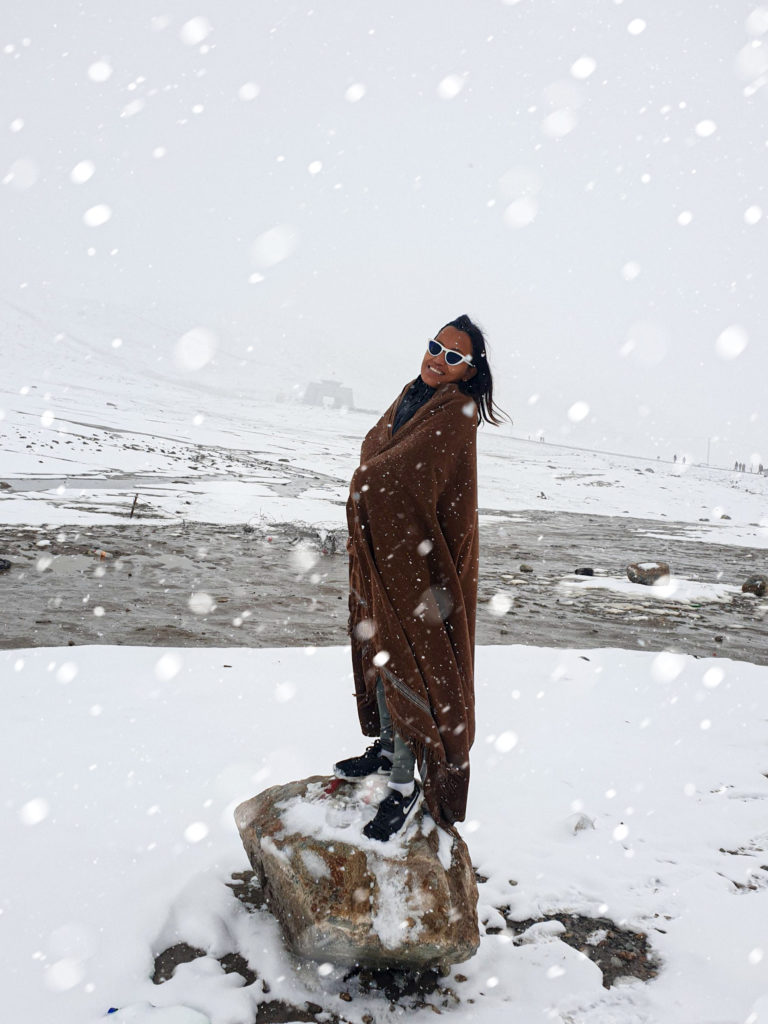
xmin=363 ymin=783 xmax=421 ymax=841
xmin=334 ymin=739 xmax=393 ymax=780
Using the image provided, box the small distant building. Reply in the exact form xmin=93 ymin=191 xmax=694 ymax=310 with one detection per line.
xmin=303 ymin=380 xmax=354 ymax=409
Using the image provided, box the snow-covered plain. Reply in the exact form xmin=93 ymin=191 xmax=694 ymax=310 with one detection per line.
xmin=3 ymin=297 xmax=768 ymax=1022
xmin=3 ymin=295 xmax=767 ymax=545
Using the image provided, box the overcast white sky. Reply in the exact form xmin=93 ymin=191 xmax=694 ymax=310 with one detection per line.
xmin=2 ymin=0 xmax=767 ymax=465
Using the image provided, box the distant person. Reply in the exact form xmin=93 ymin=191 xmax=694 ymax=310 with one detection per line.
xmin=673 ymin=454 xmax=678 ymax=463
xmin=336 ymin=315 xmax=505 ymax=840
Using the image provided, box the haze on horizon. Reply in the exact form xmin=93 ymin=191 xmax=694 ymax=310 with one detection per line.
xmin=2 ymin=0 xmax=766 ymax=469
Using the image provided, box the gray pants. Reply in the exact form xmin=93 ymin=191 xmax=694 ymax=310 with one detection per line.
xmin=376 ymin=677 xmax=416 ymax=787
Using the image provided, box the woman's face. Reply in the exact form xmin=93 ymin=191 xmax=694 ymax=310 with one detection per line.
xmin=420 ymin=326 xmax=477 ymax=388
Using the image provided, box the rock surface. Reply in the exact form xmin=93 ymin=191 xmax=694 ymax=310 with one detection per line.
xmin=235 ymin=775 xmax=479 ymax=969
xmin=626 ymin=561 xmax=670 ymax=585
xmin=742 ymin=574 xmax=767 ymax=598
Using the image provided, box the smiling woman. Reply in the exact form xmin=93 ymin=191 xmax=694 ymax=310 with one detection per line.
xmin=420 ymin=326 xmax=476 ymax=386
xmin=337 ymin=314 xmax=506 ymax=841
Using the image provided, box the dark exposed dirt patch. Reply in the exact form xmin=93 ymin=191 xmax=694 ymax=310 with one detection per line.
xmin=228 ymin=869 xmax=268 ymax=911
xmin=152 ymin=942 xmax=212 ymax=985
xmin=342 ymin=963 xmax=443 ymax=1005
xmin=152 ymin=940 xmax=343 ymax=1024
xmin=498 ymin=909 xmax=661 ymax=988
xmin=254 ymin=1002 xmax=334 ymax=1024
xmin=152 ymin=941 xmax=259 ymax=990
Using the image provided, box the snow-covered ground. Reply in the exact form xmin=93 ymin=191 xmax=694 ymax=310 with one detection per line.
xmin=3 ymin=296 xmax=768 ymax=1022
xmin=4 ymin=644 xmax=767 ymax=1024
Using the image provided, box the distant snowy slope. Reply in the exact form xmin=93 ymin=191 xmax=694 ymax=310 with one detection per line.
xmin=2 ymin=292 xmax=257 ymax=423
xmin=2 ymin=292 xmax=767 ymax=546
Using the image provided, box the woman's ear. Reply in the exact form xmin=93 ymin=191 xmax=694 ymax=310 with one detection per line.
xmin=462 ymin=364 xmax=477 ymax=382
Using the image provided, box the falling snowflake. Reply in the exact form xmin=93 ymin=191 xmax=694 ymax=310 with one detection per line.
xmin=87 ymin=60 xmax=113 ymax=82
xmin=155 ymin=653 xmax=182 ymax=681
xmin=45 ymin=958 xmax=85 ymax=992
xmin=744 ymin=205 xmax=763 ymax=225
xmin=4 ymin=158 xmax=39 ymax=190
xmin=174 ymin=328 xmax=217 ymax=372
xmin=180 ymin=17 xmax=212 ymax=46
xmin=489 ymin=593 xmax=512 ymax=616
xmin=56 ymin=662 xmax=78 ymax=683
xmin=651 ymin=651 xmax=684 ymax=682
xmin=83 ymin=204 xmax=112 ymax=227
xmin=702 ymin=667 xmax=723 ymax=689
xmin=437 ymin=74 xmax=465 ymax=99
xmin=20 ymin=798 xmax=50 ymax=825
xmin=746 ymin=8 xmax=768 ymax=35
xmin=251 ymin=224 xmax=297 ymax=268
xmin=570 ymin=56 xmax=596 ymax=79
xmin=695 ymin=119 xmax=717 ymax=138
xmin=715 ymin=325 xmax=748 ymax=360
xmin=503 ymin=197 xmax=538 ymax=228
xmin=70 ymin=160 xmax=95 ymax=184
xmin=495 ymin=731 xmax=518 ymax=753
xmin=188 ymin=591 xmax=215 ymax=614
xmin=184 ymin=821 xmax=209 ymax=842
xmin=567 ymin=401 xmax=589 ymax=423
xmin=541 ymin=109 xmax=578 ymax=138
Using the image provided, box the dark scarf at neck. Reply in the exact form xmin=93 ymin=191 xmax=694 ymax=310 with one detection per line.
xmin=392 ymin=376 xmax=435 ymax=435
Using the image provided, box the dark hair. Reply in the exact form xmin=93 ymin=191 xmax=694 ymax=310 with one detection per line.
xmin=441 ymin=314 xmax=508 ymax=427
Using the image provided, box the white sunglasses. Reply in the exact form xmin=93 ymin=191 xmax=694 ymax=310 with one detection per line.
xmin=427 ymin=338 xmax=474 ymax=367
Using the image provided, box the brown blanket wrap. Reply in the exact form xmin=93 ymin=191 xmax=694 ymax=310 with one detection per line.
xmin=346 ymin=382 xmax=478 ymax=828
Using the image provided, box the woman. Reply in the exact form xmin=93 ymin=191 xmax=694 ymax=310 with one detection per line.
xmin=335 ymin=314 xmax=504 ymax=841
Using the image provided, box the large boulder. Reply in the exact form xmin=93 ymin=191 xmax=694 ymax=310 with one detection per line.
xmin=626 ymin=561 xmax=670 ymax=586
xmin=234 ymin=775 xmax=479 ymax=970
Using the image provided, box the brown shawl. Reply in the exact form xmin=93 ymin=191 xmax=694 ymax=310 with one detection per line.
xmin=346 ymin=381 xmax=479 ymax=829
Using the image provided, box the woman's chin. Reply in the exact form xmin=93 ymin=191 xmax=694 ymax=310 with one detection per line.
xmin=423 ymin=368 xmax=446 ymax=386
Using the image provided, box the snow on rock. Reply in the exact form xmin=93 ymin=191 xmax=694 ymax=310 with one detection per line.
xmin=560 ymin=572 xmax=739 ymax=604
xmin=626 ymin=561 xmax=671 ymax=586
xmin=234 ymin=775 xmax=479 ymax=968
